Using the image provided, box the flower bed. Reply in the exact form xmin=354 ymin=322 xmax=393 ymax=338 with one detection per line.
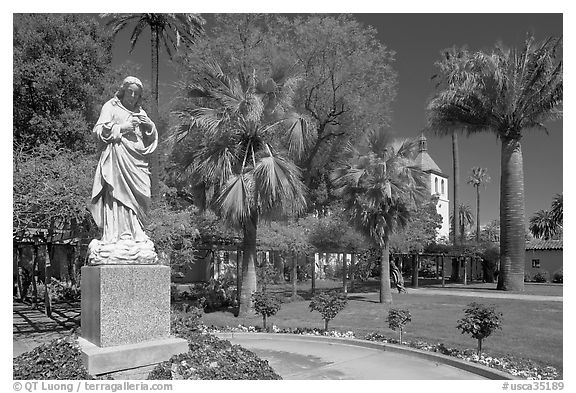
xmin=201 ymin=324 xmax=561 ymax=380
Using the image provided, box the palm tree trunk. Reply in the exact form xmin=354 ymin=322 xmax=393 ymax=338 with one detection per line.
xmin=379 ymin=243 xmax=393 ymax=304
xmin=497 ymin=137 xmax=526 ymax=291
xmin=476 ymin=185 xmax=481 ymax=243
xmin=149 ymin=26 xmax=161 ymax=201
xmin=238 ymin=212 xmax=258 ymax=317
xmin=292 ymin=252 xmax=297 ymax=299
xmin=452 ymin=131 xmax=460 ymax=245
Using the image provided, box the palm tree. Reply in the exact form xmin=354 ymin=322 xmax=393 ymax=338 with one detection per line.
xmin=550 ymin=193 xmax=563 ymax=227
xmin=171 ymin=61 xmax=309 ymax=316
xmin=427 ymin=35 xmax=562 ymax=291
xmin=529 ymin=210 xmax=558 ymax=240
xmin=451 ymin=203 xmax=474 ymax=243
xmin=467 ymin=167 xmax=491 ymax=242
xmin=332 ymin=130 xmax=427 ymax=304
xmin=530 ymin=193 xmax=563 ymax=240
xmin=102 ymin=13 xmax=206 ymax=200
xmin=431 ymin=47 xmax=470 ymax=247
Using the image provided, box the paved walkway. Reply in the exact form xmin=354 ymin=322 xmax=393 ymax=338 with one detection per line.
xmin=405 ymin=287 xmax=563 ymax=302
xmin=216 ymin=333 xmax=490 ymax=379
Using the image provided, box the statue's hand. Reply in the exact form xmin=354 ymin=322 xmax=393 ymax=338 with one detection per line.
xmin=119 ymin=117 xmax=141 ymax=134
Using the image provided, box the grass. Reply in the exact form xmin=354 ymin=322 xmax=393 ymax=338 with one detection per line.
xmin=198 ymin=279 xmax=563 ymax=373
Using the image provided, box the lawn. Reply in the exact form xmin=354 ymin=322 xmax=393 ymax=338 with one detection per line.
xmin=199 ymin=280 xmax=563 ymax=373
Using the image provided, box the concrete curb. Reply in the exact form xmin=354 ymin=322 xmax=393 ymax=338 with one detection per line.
xmin=215 ymin=332 xmax=519 ymax=380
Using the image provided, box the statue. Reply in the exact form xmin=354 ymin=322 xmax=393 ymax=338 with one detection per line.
xmin=87 ymin=76 xmax=158 ymax=264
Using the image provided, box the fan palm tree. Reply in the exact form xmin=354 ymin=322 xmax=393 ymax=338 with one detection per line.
xmin=171 ymin=61 xmax=309 ymax=316
xmin=102 ymin=13 xmax=206 ymax=200
xmin=467 ymin=167 xmax=491 ymax=242
xmin=427 ymin=35 xmax=562 ymax=291
xmin=331 ymin=130 xmax=427 ymax=304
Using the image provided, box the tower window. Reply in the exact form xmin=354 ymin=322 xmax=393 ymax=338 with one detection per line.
xmin=441 ymin=179 xmax=445 ymax=194
xmin=435 ymin=178 xmax=438 ymax=193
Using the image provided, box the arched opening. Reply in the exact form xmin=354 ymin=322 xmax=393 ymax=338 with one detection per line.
xmin=435 ymin=178 xmax=438 ymax=194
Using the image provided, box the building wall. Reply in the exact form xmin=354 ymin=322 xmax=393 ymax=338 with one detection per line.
xmin=524 ymin=249 xmax=563 ymax=281
xmin=428 ymin=173 xmax=450 ymax=240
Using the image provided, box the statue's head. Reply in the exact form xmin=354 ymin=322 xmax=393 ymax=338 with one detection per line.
xmin=115 ymin=76 xmax=144 ymax=111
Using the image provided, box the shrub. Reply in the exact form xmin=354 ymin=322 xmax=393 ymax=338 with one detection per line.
xmin=252 ymin=291 xmax=281 ymax=330
xmin=171 ymin=306 xmax=204 ymax=339
xmin=148 ymin=333 xmax=281 ymax=380
xmin=533 ymin=272 xmax=548 ymax=283
xmin=456 ymin=302 xmax=503 ymax=355
xmin=47 ymin=278 xmax=81 ymax=303
xmin=387 ymin=308 xmax=412 ymax=342
xmin=178 ymin=278 xmax=237 ymax=312
xmin=13 ymin=336 xmax=109 ymax=380
xmin=309 ymin=291 xmax=347 ymax=331
xmin=553 ymin=270 xmax=563 ymax=283
xmin=419 ymin=259 xmax=437 ymax=278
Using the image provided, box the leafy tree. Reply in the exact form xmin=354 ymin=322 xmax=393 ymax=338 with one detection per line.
xmin=102 ymin=13 xmax=206 ymax=200
xmin=331 ymin=130 xmax=427 ymax=304
xmin=170 ymin=61 xmax=307 ymax=316
xmin=309 ymin=291 xmax=347 ymax=331
xmin=13 ymin=145 xmax=97 ymax=237
xmin=387 ymin=308 xmax=412 ymax=343
xmin=467 ymin=167 xmax=491 ymax=242
xmin=456 ymin=302 xmax=503 ymax=355
xmin=252 ymin=291 xmax=281 ymax=330
xmin=427 ymin=35 xmax=562 ymax=291
xmin=274 ymin=15 xmax=398 ymax=208
xmin=146 ymin=202 xmax=200 ymax=267
xmin=13 ymin=14 xmax=113 ymax=152
xmin=389 ymin=195 xmax=443 ymax=253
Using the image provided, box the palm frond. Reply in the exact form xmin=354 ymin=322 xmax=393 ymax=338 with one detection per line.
xmin=217 ymin=173 xmax=254 ymax=227
xmin=254 ymin=155 xmax=307 ymax=218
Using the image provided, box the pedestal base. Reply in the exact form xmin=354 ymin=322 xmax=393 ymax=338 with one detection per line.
xmin=81 ymin=265 xmax=171 ymax=347
xmin=79 ymin=336 xmax=189 ymax=375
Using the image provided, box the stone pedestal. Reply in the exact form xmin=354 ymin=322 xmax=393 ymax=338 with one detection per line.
xmin=80 ymin=265 xmax=188 ymax=375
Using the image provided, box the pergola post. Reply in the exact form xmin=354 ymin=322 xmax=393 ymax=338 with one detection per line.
xmin=411 ymin=253 xmax=419 ymax=288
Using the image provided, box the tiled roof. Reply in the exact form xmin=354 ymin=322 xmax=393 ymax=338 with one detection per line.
xmin=414 ymin=151 xmax=445 ymax=175
xmin=525 ymin=239 xmax=563 ymax=250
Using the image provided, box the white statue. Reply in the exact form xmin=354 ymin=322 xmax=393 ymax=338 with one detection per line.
xmin=88 ymin=76 xmax=158 ymax=264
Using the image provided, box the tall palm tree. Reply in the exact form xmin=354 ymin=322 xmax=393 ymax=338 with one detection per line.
xmin=332 ymin=130 xmax=427 ymax=304
xmin=102 ymin=13 xmax=206 ymax=200
xmin=452 ymin=132 xmax=460 ymax=246
xmin=431 ymin=47 xmax=470 ymax=247
xmin=427 ymin=35 xmax=562 ymax=291
xmin=171 ymin=61 xmax=309 ymax=316
xmin=467 ymin=167 xmax=491 ymax=242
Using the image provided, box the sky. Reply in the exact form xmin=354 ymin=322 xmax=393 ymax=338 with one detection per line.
xmin=106 ymin=12 xmax=563 ymax=227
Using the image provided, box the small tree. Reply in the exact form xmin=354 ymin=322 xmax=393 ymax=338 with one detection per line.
xmin=387 ymin=308 xmax=412 ymax=343
xmin=309 ymin=291 xmax=347 ymax=331
xmin=456 ymin=302 xmax=503 ymax=355
xmin=252 ymin=291 xmax=281 ymax=330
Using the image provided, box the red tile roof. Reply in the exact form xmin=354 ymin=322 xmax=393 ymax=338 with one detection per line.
xmin=525 ymin=239 xmax=563 ymax=250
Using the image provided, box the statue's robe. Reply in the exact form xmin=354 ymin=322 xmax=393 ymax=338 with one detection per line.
xmin=90 ymin=97 xmax=158 ymax=244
